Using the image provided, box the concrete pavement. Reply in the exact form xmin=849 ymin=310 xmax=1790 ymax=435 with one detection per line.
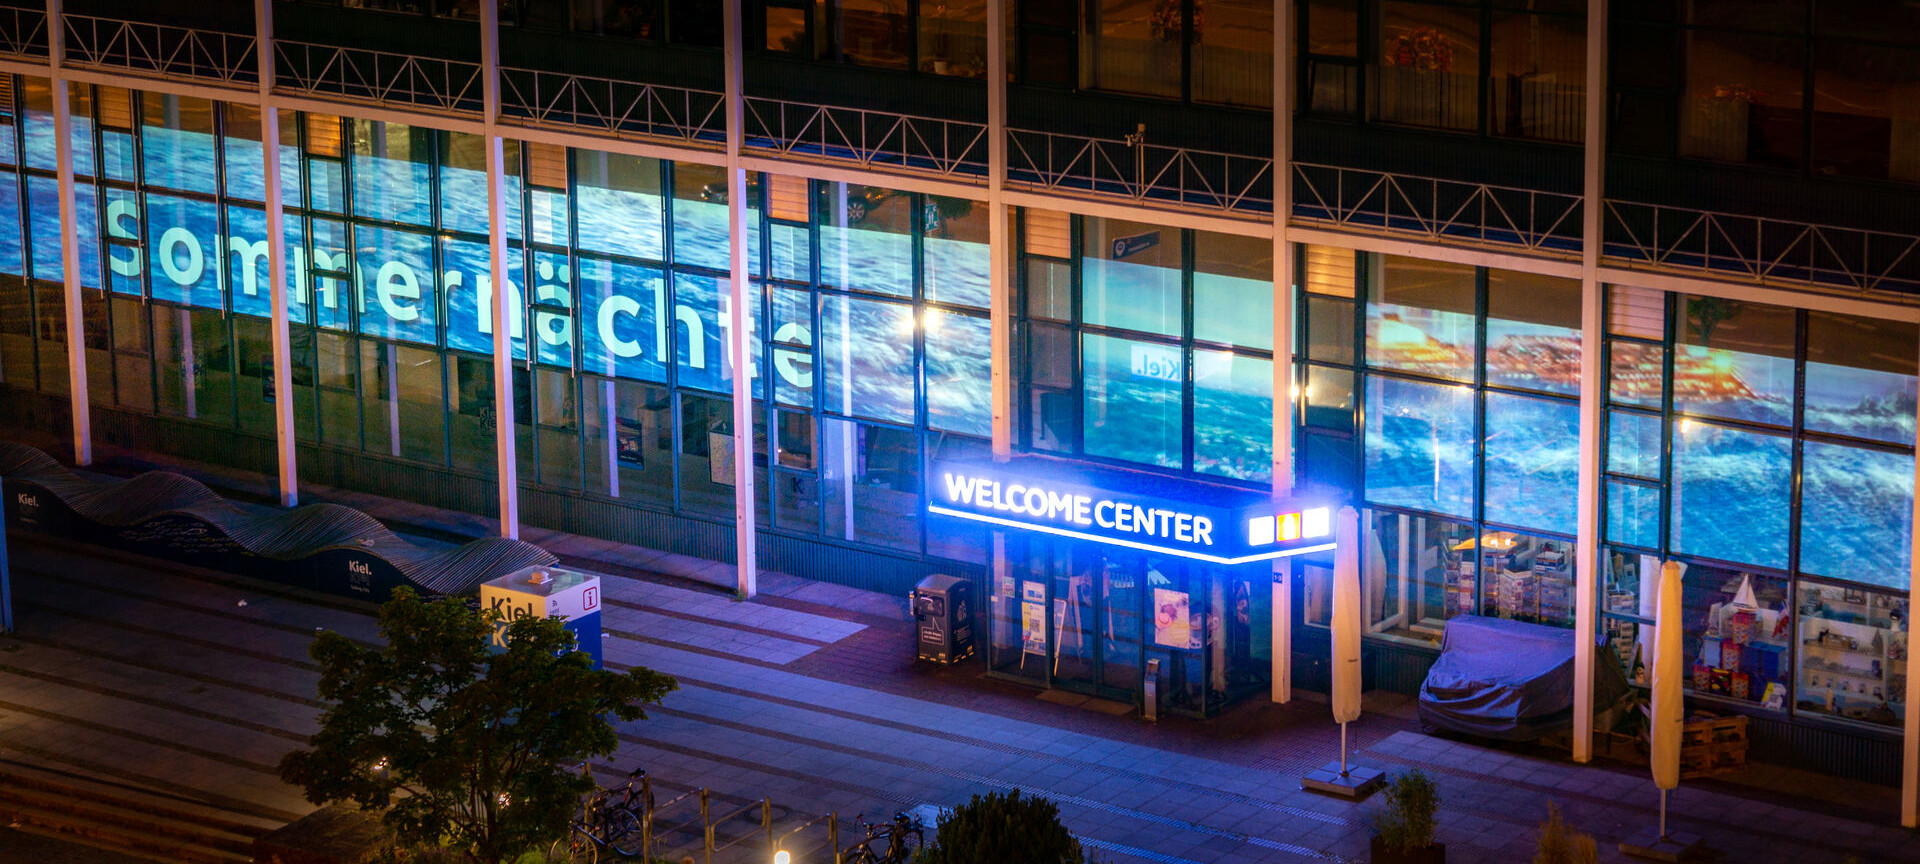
xmin=0 ymin=523 xmax=1913 ymax=863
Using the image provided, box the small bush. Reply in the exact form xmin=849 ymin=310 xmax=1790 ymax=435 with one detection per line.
xmin=918 ymin=789 xmax=1084 ymax=864
xmin=1533 ymin=803 xmax=1598 ymax=864
xmin=1375 ymin=770 xmax=1439 ymax=853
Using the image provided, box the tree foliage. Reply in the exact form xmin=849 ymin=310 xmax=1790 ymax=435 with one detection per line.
xmin=279 ymin=588 xmax=677 ymax=864
xmin=918 ymin=789 xmax=1086 ymax=864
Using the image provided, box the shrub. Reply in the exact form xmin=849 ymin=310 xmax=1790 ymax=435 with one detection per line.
xmin=918 ymin=789 xmax=1085 ymax=864
xmin=1533 ymin=803 xmax=1598 ymax=864
xmin=1375 ymin=770 xmax=1440 ymax=853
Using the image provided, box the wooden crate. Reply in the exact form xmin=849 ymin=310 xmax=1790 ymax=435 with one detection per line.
xmin=1678 ymin=713 xmax=1748 ymax=779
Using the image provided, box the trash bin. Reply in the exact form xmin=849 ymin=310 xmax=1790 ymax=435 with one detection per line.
xmin=911 ymin=574 xmax=974 ymax=664
xmin=480 ymin=565 xmax=604 ymax=669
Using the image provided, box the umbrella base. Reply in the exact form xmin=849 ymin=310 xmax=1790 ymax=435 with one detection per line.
xmin=1619 ymin=830 xmax=1708 ymax=862
xmin=1300 ymin=762 xmax=1384 ymax=799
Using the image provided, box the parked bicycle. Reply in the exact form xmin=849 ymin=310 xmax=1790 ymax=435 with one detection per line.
xmin=840 ymin=811 xmax=924 ymax=864
xmin=551 ymin=768 xmax=651 ymax=863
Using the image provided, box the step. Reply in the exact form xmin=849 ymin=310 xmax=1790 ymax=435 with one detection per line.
xmin=0 ymin=783 xmax=262 ymax=856
xmin=0 ymin=799 xmax=252 ymax=864
xmin=0 ymin=761 xmax=283 ymax=837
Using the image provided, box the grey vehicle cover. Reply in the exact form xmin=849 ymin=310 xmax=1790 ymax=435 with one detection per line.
xmin=1418 ymin=615 xmax=1631 ymax=741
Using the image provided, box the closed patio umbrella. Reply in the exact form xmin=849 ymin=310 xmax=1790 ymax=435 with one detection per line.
xmin=1623 ymin=560 xmax=1705 ymax=861
xmin=1302 ymin=505 xmax=1383 ymax=798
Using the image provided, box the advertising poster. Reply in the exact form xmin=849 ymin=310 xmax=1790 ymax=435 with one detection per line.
xmin=1153 ymin=588 xmax=1191 ymax=649
xmin=1021 ymin=600 xmax=1047 ymax=654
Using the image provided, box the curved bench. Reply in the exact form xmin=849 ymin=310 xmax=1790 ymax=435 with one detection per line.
xmin=0 ymin=442 xmax=557 ymax=598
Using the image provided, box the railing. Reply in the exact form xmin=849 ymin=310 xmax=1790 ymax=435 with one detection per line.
xmin=1603 ymin=200 xmax=1920 ymax=296
xmin=1292 ymin=161 xmax=1584 ymax=253
xmin=273 ymin=40 xmax=483 ymax=115
xmin=61 ymin=14 xmax=256 ymax=85
xmin=499 ymin=66 xmax=724 ymax=144
xmin=1005 ymin=128 xmax=1275 ymax=215
xmin=0 ymin=5 xmax=47 ymax=58
xmin=743 ymin=96 xmax=988 ymax=180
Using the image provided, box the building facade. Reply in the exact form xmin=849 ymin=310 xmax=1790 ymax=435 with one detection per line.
xmin=1 ymin=0 xmax=1917 ymax=814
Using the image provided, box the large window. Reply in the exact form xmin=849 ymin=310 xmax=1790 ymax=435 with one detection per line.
xmin=1612 ymin=2 xmax=1920 ymax=182
xmin=1304 ymin=0 xmax=1586 ymax=143
xmin=1599 ymin=285 xmax=1918 ymax=727
xmin=1080 ymin=0 xmax=1275 ymax=105
xmin=1017 ymin=212 xmax=1276 ymax=485
xmin=1305 ymin=248 xmax=1584 ymax=645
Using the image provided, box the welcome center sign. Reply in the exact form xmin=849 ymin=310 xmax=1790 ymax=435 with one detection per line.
xmin=929 ymin=456 xmax=1338 ymax=565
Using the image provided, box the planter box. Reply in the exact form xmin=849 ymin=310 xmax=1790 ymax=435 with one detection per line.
xmin=1370 ymin=835 xmax=1446 ymax=864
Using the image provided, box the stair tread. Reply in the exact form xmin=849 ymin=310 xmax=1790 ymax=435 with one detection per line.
xmin=0 ymin=762 xmax=284 ymax=835
xmin=4 ymin=802 xmax=254 ymax=864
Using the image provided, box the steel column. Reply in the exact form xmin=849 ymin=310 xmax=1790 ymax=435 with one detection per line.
xmin=1570 ymin=0 xmax=1609 ymax=764
xmin=255 ymin=0 xmax=296 ymax=507
xmin=45 ymin=0 xmax=89 ymax=465
xmin=481 ymin=0 xmax=518 ymax=539
xmin=723 ymin=0 xmax=758 ymax=598
xmin=1906 ymin=330 xmax=1920 ymax=828
xmin=988 ymin=0 xmax=1010 ymax=461
xmin=1270 ymin=0 xmax=1295 ymax=705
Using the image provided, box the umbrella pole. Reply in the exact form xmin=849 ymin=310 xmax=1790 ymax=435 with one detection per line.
xmin=1659 ymin=788 xmax=1667 ymax=839
xmin=1340 ymin=722 xmax=1348 ymax=777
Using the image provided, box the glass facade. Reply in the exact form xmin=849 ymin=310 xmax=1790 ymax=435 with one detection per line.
xmin=0 ymin=76 xmax=990 ymax=567
xmin=1599 ymin=285 xmax=1917 ymax=729
xmin=1301 ymin=249 xmax=1583 ymax=645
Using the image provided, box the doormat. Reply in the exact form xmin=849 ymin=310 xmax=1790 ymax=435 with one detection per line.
xmin=1037 ymin=690 xmax=1090 ymax=707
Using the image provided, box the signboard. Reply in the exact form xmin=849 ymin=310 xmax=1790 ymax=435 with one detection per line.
xmin=928 ymin=456 xmax=1338 ymax=566
xmin=1111 ymin=231 xmax=1160 ymax=260
xmin=480 ymin=565 xmax=605 ymax=668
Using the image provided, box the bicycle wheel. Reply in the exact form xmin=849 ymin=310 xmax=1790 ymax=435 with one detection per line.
xmin=842 ymin=842 xmax=878 ymax=864
xmin=603 ymin=806 xmax=645 ymax=858
xmin=550 ymin=827 xmax=599 ymax=864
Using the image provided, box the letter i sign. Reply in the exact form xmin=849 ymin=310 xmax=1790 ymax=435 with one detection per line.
xmin=583 ymin=586 xmax=599 ymax=611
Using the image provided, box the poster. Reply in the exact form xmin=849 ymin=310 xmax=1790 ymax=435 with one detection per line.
xmin=1153 ymin=588 xmax=1191 ymax=649
xmin=1021 ymin=600 xmax=1047 ymax=654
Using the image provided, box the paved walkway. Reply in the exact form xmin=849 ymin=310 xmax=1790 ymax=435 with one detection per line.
xmin=0 ymin=450 xmax=1915 ymax=863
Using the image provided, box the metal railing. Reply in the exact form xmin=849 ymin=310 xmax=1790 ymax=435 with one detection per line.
xmin=1603 ymin=199 xmax=1920 ymax=296
xmin=499 ymin=66 xmax=724 ymax=144
xmin=1005 ymin=127 xmax=1275 ymax=215
xmin=61 ymin=14 xmax=256 ymax=85
xmin=0 ymin=5 xmax=47 ymax=59
xmin=273 ymin=39 xmax=483 ymax=115
xmin=609 ymin=772 xmax=866 ymax=864
xmin=1292 ymin=161 xmax=1584 ymax=253
xmin=743 ymin=96 xmax=988 ymax=180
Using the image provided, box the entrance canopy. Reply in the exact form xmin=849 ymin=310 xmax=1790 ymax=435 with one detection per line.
xmin=929 ymin=455 xmax=1341 ymax=566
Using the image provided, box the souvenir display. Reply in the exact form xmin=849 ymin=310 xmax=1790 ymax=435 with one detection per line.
xmin=1796 ymin=581 xmax=1908 ymax=728
xmin=1688 ymin=570 xmax=1790 ymax=706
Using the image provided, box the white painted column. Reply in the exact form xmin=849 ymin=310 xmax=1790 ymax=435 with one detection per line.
xmin=481 ymin=0 xmax=519 ymax=539
xmin=1570 ymin=0 xmax=1609 ymax=765
xmin=988 ymin=0 xmax=1010 ymax=461
xmin=723 ymin=0 xmax=758 ymax=598
xmin=256 ymin=0 xmax=297 ymax=507
xmin=1269 ymin=0 xmax=1295 ymax=704
xmin=46 ymin=0 xmax=88 ymax=465
xmin=1906 ymin=331 xmax=1920 ymax=828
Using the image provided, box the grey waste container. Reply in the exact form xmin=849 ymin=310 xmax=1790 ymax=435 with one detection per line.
xmin=911 ymin=574 xmax=974 ymax=664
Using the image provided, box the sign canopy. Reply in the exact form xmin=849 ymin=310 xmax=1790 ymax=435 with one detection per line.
xmin=928 ymin=456 xmax=1340 ymax=565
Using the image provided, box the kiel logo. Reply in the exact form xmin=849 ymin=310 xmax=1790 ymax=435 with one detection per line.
xmin=15 ymin=492 xmax=38 ymax=508
xmin=347 ymin=559 xmax=373 ymax=592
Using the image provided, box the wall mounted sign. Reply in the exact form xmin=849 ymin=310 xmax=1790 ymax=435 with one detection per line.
xmin=928 ymin=457 xmax=1338 ymax=565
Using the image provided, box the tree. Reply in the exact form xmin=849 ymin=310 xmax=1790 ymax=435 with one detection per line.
xmin=919 ymin=789 xmax=1086 ymax=864
xmin=278 ymin=588 xmax=677 ymax=864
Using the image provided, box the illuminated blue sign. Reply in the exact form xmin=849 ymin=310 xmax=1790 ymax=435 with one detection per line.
xmin=929 ymin=457 xmax=1337 ymax=565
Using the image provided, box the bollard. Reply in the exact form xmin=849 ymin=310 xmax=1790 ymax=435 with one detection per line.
xmin=1144 ymin=658 xmax=1160 ymax=722
xmin=640 ymin=772 xmax=654 ymax=862
xmin=830 ymin=812 xmax=840 ymax=864
xmin=762 ymin=798 xmax=772 ymax=857
xmin=701 ymin=788 xmax=712 ymax=864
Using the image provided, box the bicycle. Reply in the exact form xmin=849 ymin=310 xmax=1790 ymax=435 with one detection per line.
xmin=840 ymin=811 xmax=924 ymax=864
xmin=551 ymin=769 xmax=651 ymax=863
